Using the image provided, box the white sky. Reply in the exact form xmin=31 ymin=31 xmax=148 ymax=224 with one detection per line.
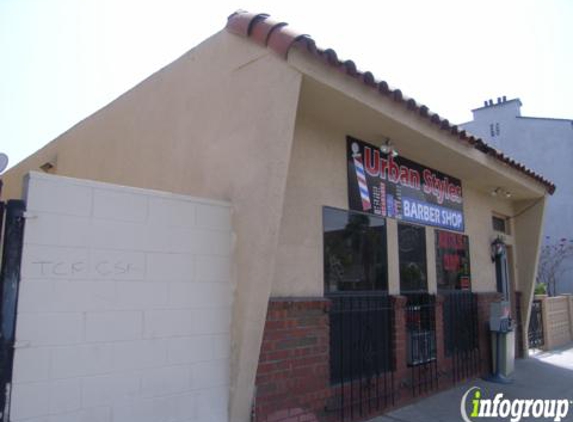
xmin=1 ymin=0 xmax=572 ymax=170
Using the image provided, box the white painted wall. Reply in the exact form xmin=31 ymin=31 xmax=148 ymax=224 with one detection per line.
xmin=461 ymin=99 xmax=573 ymax=294
xmin=10 ymin=172 xmax=233 ymax=422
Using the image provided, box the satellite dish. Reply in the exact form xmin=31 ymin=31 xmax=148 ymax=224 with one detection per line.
xmin=0 ymin=153 xmax=9 ymax=174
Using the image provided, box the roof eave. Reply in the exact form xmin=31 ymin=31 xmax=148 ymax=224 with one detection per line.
xmin=225 ymin=11 xmax=556 ymax=195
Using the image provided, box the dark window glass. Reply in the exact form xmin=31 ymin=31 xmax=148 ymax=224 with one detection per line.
xmin=492 ymin=216 xmax=507 ymax=233
xmin=398 ymin=223 xmax=427 ymax=293
xmin=435 ymin=229 xmax=472 ymax=290
xmin=323 ymin=207 xmax=388 ymax=293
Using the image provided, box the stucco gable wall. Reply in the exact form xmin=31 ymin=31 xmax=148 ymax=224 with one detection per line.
xmin=3 ymin=31 xmax=291 ymax=199
xmin=3 ymin=31 xmax=303 ymax=422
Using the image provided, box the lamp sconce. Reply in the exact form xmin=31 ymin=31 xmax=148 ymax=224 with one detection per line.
xmin=380 ymin=138 xmax=399 ymax=158
xmin=491 ymin=187 xmax=512 ymax=199
xmin=40 ymin=157 xmax=57 ymax=173
xmin=491 ymin=236 xmax=506 ymax=262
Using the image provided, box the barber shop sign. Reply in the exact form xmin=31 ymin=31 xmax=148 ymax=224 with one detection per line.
xmin=347 ymin=136 xmax=465 ymax=232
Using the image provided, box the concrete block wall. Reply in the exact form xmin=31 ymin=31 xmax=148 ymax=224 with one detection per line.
xmin=11 ymin=172 xmax=233 ymax=422
xmin=540 ymin=295 xmax=573 ymax=350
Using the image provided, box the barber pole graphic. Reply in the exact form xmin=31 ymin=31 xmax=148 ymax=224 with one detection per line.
xmin=351 ymin=142 xmax=371 ymax=211
xmin=347 ymin=136 xmax=465 ymax=231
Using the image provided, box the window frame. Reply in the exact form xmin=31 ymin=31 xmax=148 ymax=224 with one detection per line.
xmin=492 ymin=214 xmax=510 ymax=235
xmin=322 ymin=206 xmax=389 ymax=295
xmin=397 ymin=222 xmax=428 ymax=294
xmin=434 ymin=229 xmax=472 ymax=291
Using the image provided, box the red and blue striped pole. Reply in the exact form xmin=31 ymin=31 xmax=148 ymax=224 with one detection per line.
xmin=351 ymin=142 xmax=371 ymax=211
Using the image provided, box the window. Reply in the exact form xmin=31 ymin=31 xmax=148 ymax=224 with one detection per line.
xmin=492 ymin=215 xmax=508 ymax=234
xmin=435 ymin=229 xmax=471 ymax=290
xmin=398 ymin=223 xmax=427 ymax=293
xmin=324 ymin=207 xmax=392 ymax=384
xmin=323 ymin=207 xmax=388 ymax=293
xmin=490 ymin=123 xmax=495 ymax=137
xmin=495 ymin=122 xmax=500 ymax=136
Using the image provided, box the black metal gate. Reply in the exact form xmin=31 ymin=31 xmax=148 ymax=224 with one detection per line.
xmin=528 ymin=299 xmax=544 ymax=349
xmin=442 ymin=291 xmax=481 ymax=383
xmin=0 ymin=200 xmax=26 ymax=421
xmin=404 ymin=293 xmax=438 ymax=397
xmin=328 ymin=294 xmax=395 ymax=422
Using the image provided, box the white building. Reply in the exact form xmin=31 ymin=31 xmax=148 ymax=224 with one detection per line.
xmin=461 ymin=97 xmax=573 ymax=294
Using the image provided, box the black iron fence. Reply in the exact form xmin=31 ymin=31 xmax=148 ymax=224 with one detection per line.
xmin=404 ymin=293 xmax=438 ymax=397
xmin=327 ymin=291 xmax=484 ymax=420
xmin=0 ymin=200 xmax=26 ymax=421
xmin=442 ymin=291 xmax=481 ymax=383
xmin=528 ymin=299 xmax=544 ymax=349
xmin=328 ymin=294 xmax=395 ymax=421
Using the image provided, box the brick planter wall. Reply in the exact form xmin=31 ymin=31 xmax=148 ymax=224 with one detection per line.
xmin=434 ymin=292 xmax=499 ymax=388
xmin=254 ymin=293 xmax=500 ymax=422
xmin=390 ymin=296 xmax=409 ymax=403
xmin=254 ymin=298 xmax=331 ymax=422
xmin=434 ymin=295 xmax=454 ymax=387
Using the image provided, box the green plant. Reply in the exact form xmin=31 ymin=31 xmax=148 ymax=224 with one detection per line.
xmin=534 ymin=282 xmax=547 ymax=295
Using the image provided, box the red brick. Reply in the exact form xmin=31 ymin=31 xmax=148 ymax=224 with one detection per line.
xmin=256 ymin=294 xmax=493 ymax=421
xmin=255 ymin=298 xmax=331 ymax=422
xmin=267 ymin=409 xmax=289 ymax=422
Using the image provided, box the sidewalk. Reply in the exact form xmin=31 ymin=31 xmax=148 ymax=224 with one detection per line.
xmin=371 ymin=345 xmax=573 ymax=422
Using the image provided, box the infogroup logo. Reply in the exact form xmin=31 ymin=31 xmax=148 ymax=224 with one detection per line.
xmin=460 ymin=386 xmax=571 ymax=422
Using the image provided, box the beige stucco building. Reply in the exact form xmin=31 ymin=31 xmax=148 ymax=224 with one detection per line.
xmin=1 ymin=11 xmax=554 ymax=422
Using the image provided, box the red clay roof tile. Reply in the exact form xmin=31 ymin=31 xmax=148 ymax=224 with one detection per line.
xmin=225 ymin=10 xmax=556 ymax=195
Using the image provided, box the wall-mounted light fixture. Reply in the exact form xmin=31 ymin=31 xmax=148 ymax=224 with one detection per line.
xmin=491 ymin=236 xmax=506 ymax=262
xmin=380 ymin=138 xmax=399 ymax=158
xmin=491 ymin=187 xmax=512 ymax=199
xmin=40 ymin=157 xmax=57 ymax=173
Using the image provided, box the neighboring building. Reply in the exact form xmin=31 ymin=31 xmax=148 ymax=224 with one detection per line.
xmin=0 ymin=11 xmax=554 ymax=422
xmin=461 ymin=98 xmax=573 ymax=294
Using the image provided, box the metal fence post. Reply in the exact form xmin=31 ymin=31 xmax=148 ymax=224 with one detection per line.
xmin=0 ymin=200 xmax=26 ymax=422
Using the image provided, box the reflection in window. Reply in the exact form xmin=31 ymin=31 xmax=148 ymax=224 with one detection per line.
xmin=435 ymin=230 xmax=471 ymax=290
xmin=398 ymin=223 xmax=427 ymax=293
xmin=323 ymin=207 xmax=388 ymax=293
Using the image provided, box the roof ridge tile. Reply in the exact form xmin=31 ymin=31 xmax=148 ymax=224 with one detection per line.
xmin=225 ymin=10 xmax=555 ymax=194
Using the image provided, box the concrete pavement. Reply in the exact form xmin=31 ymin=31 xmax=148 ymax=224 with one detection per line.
xmin=371 ymin=345 xmax=573 ymax=422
